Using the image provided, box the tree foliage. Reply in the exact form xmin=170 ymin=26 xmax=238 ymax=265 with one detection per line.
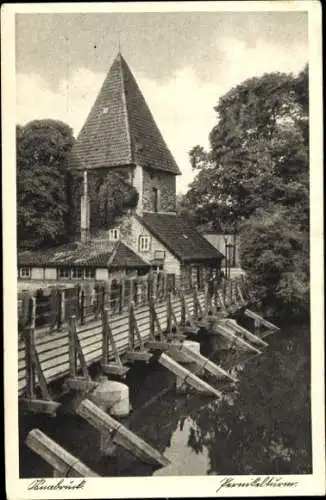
xmin=17 ymin=120 xmax=75 ymax=249
xmin=240 ymin=205 xmax=309 ymax=319
xmin=181 ymin=66 xmax=309 ymax=318
xmin=17 ymin=120 xmax=139 ymax=248
xmin=96 ymin=170 xmax=139 ymax=227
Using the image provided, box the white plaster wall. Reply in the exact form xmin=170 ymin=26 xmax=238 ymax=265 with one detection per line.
xmin=44 ymin=268 xmax=57 ymax=280
xmin=31 ymin=267 xmax=44 ymax=280
xmin=130 ymin=216 xmax=180 ymax=275
xmin=95 ymin=268 xmax=109 ymax=280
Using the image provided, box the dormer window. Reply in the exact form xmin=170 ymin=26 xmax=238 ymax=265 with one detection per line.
xmin=109 ymin=228 xmax=120 ymax=241
xmin=139 ymin=235 xmax=151 ymax=252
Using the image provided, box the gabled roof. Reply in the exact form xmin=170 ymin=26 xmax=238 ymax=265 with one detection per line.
xmin=70 ymin=53 xmax=181 ymax=175
xmin=18 ymin=240 xmax=150 ymax=270
xmin=138 ymin=213 xmax=224 ymax=263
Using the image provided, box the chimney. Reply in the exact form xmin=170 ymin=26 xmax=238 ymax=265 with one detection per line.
xmin=80 ymin=170 xmax=90 ymax=243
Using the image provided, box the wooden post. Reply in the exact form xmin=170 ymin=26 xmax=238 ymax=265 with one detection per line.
xmin=60 ymin=289 xmax=66 ymax=328
xmin=68 ymin=316 xmax=77 ymax=378
xmin=80 ymin=289 xmax=85 ymax=325
xmin=192 ymin=285 xmax=197 ymax=320
xmin=26 ymin=428 xmax=99 ymax=477
xmin=25 ymin=296 xmax=36 ymax=399
xmin=204 ymin=283 xmax=210 ymax=314
xmin=101 ymin=308 xmax=129 ymax=377
xmin=102 ymin=309 xmax=109 ymax=365
xmin=65 ymin=315 xmax=97 ymax=392
xmin=99 ymin=285 xmax=104 ymax=317
xmin=128 ymin=301 xmax=135 ymax=350
xmin=75 ymin=285 xmax=81 ymax=322
xmin=20 ymin=295 xmax=61 ymax=415
xmin=166 ymin=292 xmax=172 ymax=333
xmin=120 ymin=279 xmax=125 ymax=313
xmin=180 ymin=290 xmax=186 ymax=327
xmin=149 ymin=297 xmax=155 ymax=340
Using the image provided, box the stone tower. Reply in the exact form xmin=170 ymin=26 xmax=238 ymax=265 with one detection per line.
xmin=71 ymin=52 xmax=181 ymax=231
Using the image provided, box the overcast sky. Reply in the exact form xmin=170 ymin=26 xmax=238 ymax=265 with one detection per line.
xmin=16 ymin=11 xmax=308 ymax=193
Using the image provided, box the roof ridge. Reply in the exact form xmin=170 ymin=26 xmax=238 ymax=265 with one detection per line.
xmin=118 ymin=54 xmax=133 ymax=163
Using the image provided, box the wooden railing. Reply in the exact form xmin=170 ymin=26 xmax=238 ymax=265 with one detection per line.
xmin=18 ymin=272 xmax=249 ymax=334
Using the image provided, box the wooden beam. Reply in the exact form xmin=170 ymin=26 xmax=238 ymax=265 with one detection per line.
xmin=166 ymin=292 xmax=172 ymax=333
xmin=21 ymin=296 xmax=61 ymax=414
xmin=224 ymin=319 xmax=268 ymax=347
xmin=125 ymin=351 xmax=153 ymax=362
xmin=169 ymin=343 xmax=238 ymax=382
xmin=64 ymin=377 xmax=98 ymax=392
xmin=76 ymin=399 xmax=170 ymax=467
xmin=212 ymin=322 xmax=261 ymax=354
xmin=101 ymin=363 xmax=130 ymax=377
xmin=26 ymin=428 xmax=99 ymax=477
xmin=101 ymin=308 xmax=126 ymax=373
xmin=146 ymin=340 xmax=171 ymax=351
xmin=19 ymin=399 xmax=61 ymax=416
xmin=158 ymin=353 xmax=222 ymax=398
xmin=25 ymin=296 xmax=36 ymax=399
xmin=68 ymin=315 xmax=77 ymax=377
xmin=67 ymin=314 xmax=95 ymax=389
xmin=244 ymin=309 xmax=280 ymax=331
xmin=236 ymin=282 xmax=247 ymax=306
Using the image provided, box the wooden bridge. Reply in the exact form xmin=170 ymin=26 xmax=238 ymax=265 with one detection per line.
xmin=19 ymin=273 xmax=280 ymax=475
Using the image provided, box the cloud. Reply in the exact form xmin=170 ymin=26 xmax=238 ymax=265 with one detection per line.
xmin=16 ymin=36 xmax=307 ymax=193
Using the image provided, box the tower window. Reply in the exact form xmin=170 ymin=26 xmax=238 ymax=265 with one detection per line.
xmin=109 ymin=228 xmax=120 ymax=241
xmin=152 ymin=187 xmax=159 ymax=212
xmin=139 ymin=235 xmax=151 ymax=252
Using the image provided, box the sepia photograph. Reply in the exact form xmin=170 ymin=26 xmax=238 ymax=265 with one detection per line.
xmin=3 ymin=1 xmax=324 ymax=498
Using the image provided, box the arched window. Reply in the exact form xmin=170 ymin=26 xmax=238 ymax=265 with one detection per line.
xmin=152 ymin=187 xmax=159 ymax=212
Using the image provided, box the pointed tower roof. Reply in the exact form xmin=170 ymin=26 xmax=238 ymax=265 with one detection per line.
xmin=71 ymin=53 xmax=181 ymax=175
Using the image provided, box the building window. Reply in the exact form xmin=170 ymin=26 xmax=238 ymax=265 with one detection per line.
xmin=85 ymin=268 xmax=96 ymax=279
xmin=109 ymin=228 xmax=120 ymax=241
xmin=58 ymin=267 xmax=70 ymax=279
xmin=19 ymin=267 xmax=31 ymax=279
xmin=71 ymin=267 xmax=83 ymax=279
xmin=139 ymin=235 xmax=151 ymax=252
xmin=152 ymin=187 xmax=159 ymax=212
xmin=154 ymin=250 xmax=165 ymax=261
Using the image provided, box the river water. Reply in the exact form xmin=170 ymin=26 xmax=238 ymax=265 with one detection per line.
xmin=19 ymin=323 xmax=312 ymax=477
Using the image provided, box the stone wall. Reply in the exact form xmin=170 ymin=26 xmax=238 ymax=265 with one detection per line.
xmin=142 ymin=168 xmax=176 ymax=213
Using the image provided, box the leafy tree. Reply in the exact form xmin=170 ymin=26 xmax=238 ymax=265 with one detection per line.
xmin=17 ymin=120 xmax=75 ymax=249
xmin=181 ymin=67 xmax=309 ymax=318
xmin=183 ymin=68 xmax=309 ymax=231
xmin=239 ymin=205 xmax=309 ymax=319
xmin=69 ymin=168 xmax=139 ymax=234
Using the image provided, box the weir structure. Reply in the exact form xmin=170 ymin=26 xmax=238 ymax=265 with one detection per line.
xmin=18 ymin=273 xmax=279 ymax=476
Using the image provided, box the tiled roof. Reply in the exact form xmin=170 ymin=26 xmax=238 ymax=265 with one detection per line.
xmin=70 ymin=53 xmax=181 ymax=175
xmin=18 ymin=241 xmax=150 ymax=270
xmin=138 ymin=213 xmax=224 ymax=263
xmin=110 ymin=241 xmax=150 ymax=269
